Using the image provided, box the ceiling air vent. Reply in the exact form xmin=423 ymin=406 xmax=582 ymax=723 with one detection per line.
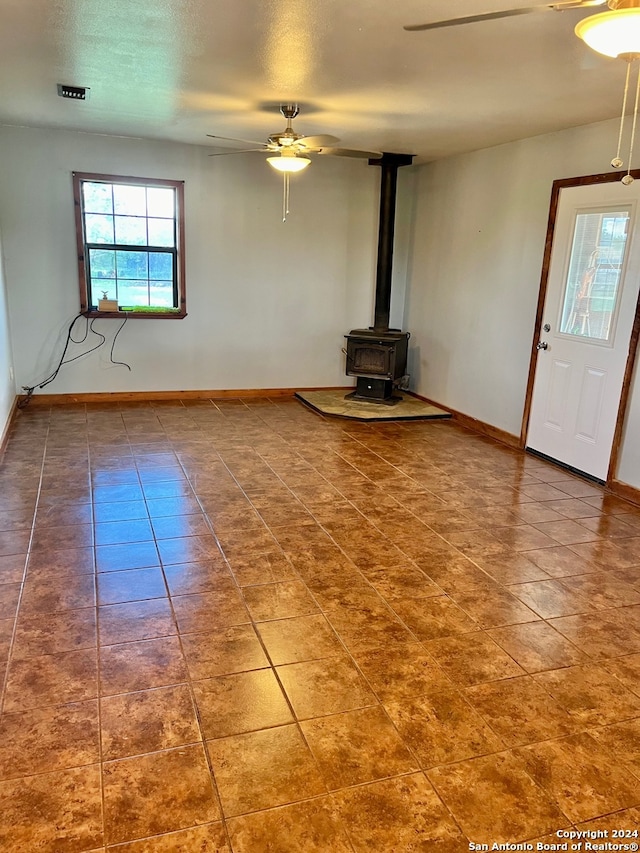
xmin=57 ymin=84 xmax=89 ymax=100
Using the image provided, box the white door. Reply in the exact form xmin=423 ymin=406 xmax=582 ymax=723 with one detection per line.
xmin=527 ymin=182 xmax=640 ymax=481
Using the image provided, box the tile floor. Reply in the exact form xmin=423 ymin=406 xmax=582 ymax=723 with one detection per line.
xmin=1 ymin=397 xmax=640 ymax=851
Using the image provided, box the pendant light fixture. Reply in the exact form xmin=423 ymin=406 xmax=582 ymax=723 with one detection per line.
xmin=575 ymin=0 xmax=640 ymax=183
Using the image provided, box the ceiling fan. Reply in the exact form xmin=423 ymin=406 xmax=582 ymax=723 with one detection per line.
xmin=207 ymin=104 xmax=381 ymax=170
xmin=403 ymin=0 xmax=608 ymax=32
xmin=207 ymin=104 xmax=382 ymax=220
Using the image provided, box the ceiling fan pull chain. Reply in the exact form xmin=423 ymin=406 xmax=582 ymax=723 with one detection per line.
xmin=282 ymin=172 xmax=291 ymax=222
xmin=612 ymin=59 xmax=633 ymax=169
xmin=622 ymin=60 xmax=640 ymax=185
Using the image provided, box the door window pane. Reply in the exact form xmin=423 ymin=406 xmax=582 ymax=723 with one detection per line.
xmin=559 ymin=209 xmax=630 ymax=342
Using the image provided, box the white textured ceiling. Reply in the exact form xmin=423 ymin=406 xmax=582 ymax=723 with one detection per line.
xmin=0 ymin=0 xmax=628 ymax=162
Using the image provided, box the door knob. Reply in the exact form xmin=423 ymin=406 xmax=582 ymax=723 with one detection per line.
xmin=536 ymin=341 xmax=548 ymax=351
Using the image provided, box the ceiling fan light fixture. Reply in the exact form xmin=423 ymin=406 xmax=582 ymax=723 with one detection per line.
xmin=575 ymin=9 xmax=640 ymax=58
xmin=267 ymin=153 xmax=311 ymax=172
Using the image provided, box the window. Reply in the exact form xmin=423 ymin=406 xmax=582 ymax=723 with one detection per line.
xmin=73 ymin=172 xmax=186 ymax=318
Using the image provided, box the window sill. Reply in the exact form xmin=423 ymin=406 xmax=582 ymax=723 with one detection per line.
xmin=83 ymin=309 xmax=187 ymax=320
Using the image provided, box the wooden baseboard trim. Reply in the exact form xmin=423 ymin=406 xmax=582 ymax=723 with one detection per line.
xmin=0 ymin=396 xmax=19 ymax=460
xmin=608 ymin=479 xmax=640 ymax=508
xmin=407 ymin=392 xmax=521 ymax=449
xmin=18 ymin=387 xmax=355 ymax=407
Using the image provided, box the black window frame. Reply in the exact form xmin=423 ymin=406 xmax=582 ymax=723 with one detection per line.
xmin=73 ymin=172 xmax=187 ymax=319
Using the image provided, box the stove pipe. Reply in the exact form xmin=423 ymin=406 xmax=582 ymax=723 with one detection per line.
xmin=368 ymin=152 xmax=414 ymax=332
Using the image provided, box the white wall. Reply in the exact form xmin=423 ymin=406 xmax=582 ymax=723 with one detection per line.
xmin=0 ymin=228 xmax=15 ymax=441
xmin=0 ymin=125 xmax=381 ymax=395
xmin=406 ymin=116 xmax=640 ymax=488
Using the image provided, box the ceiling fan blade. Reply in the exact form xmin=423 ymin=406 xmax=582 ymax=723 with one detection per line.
xmin=207 ymin=148 xmax=266 ymax=157
xmin=316 ymin=147 xmax=383 ymax=159
xmin=404 ymin=6 xmax=548 ymax=32
xmin=206 ymin=133 xmax=266 ymax=147
xmin=298 ymin=134 xmax=341 ymax=149
xmin=403 ymin=0 xmax=607 ymax=31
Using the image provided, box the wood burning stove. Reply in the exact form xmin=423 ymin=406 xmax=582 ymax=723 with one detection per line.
xmin=345 ymin=152 xmax=414 ymax=404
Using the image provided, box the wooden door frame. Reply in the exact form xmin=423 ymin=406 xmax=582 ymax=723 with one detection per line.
xmin=520 ymin=170 xmax=640 ymax=485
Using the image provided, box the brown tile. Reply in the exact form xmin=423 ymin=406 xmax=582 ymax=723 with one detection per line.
xmin=364 ymin=564 xmax=443 ymax=601
xmin=589 ymin=718 xmax=640 ymax=776
xmin=0 ymin=700 xmax=99 ymax=779
xmin=475 ymin=553 xmax=550 ymax=584
xmin=0 ymin=581 xmax=21 ymax=620
xmin=97 ymin=567 xmax=167 ymax=605
xmin=3 ymin=648 xmax=99 ymax=711
xmin=12 ymin=607 xmax=97 ymax=659
xmin=101 ymin=684 xmax=200 ymax=759
xmin=151 ymin=513 xmax=212 ymax=540
xmin=20 ymin=573 xmax=96 ymax=614
xmin=162 ymin=558 xmax=233 ymax=595
xmin=181 ymin=624 xmax=269 ymax=679
xmin=575 ymin=807 xmax=640 ymax=838
xmin=425 ymin=631 xmax=525 ymax=686
xmin=465 ymin=675 xmax=578 ymax=746
xmin=427 ymin=751 xmax=569 ymax=844
xmin=157 ymin=535 xmax=223 ymax=566
xmin=257 ymin=614 xmax=345 ymax=665
xmin=93 ymin=483 xmax=144 ymax=503
xmin=487 ymin=621 xmax=587 ymax=672
xmin=92 ymin=499 xmax=147 ymax=523
xmin=206 ymin=724 xmax=326 ymax=816
xmin=384 ymin=685 xmax=504 ymax=768
xmin=517 ymin=732 xmax=640 ymax=823
xmin=227 ymin=798 xmax=352 ymax=853
xmin=242 ymin=580 xmax=319 ymax=621
xmin=392 ymin=595 xmax=478 ymax=640
xmin=226 ymin=550 xmax=296 ymax=586
xmin=532 ymin=518 xmax=599 ymax=545
xmin=0 ymin=528 xmax=30 ymax=556
xmin=30 ymin=523 xmax=93 ymax=551
xmin=334 ymin=773 xmax=468 ymax=852
xmin=522 ymin=544 xmax=597 ymax=577
xmin=26 ymin=545 xmax=95 ymax=578
xmin=171 ymin=588 xmax=249 ymax=633
xmin=94 ymin=519 xmax=154 ymax=546
xmin=145 ymin=495 xmax=203 ymax=518
xmin=103 ymin=744 xmax=220 ymax=845
xmin=98 ymin=599 xmax=176 ymax=645
xmin=193 ymin=668 xmax=293 ymax=738
xmin=508 ymin=578 xmax=595 ymax=618
xmin=100 ymin=635 xmax=188 ymax=695
xmin=106 ymin=822 xmax=229 ymax=852
xmin=277 ymin=656 xmax=376 ymax=719
xmin=548 ymin=611 xmax=640 ymax=659
xmin=353 ymin=641 xmax=452 ymax=702
xmin=0 ymin=552 xmax=26 ymax=584
xmin=449 ymin=587 xmax=539 ymax=628
xmin=300 ymin=705 xmax=417 ymax=789
xmin=559 ymin=571 xmax=640 ymax=608
xmin=603 ymin=652 xmax=640 ymax=697
xmin=96 ymin=541 xmax=159 ymax=572
xmin=534 ymin=664 xmax=640 ymax=726
xmin=0 ymin=764 xmax=102 ymax=853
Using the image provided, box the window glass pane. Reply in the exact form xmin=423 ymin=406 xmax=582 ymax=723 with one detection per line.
xmin=115 ymin=215 xmax=147 ymax=246
xmin=116 ymin=250 xmax=149 ymax=279
xmin=148 ymin=218 xmax=175 ymax=247
xmin=85 ymin=214 xmax=115 ymax=244
xmin=147 ymin=187 xmax=175 ymax=218
xmin=149 ymin=282 xmax=175 ymax=307
xmin=117 ymin=280 xmax=150 ymax=307
xmin=91 ymin=278 xmax=116 ymax=302
xmin=89 ymin=249 xmax=116 ymax=279
xmin=148 ymin=252 xmax=173 ymax=280
xmin=559 ymin=209 xmax=630 ymax=342
xmin=113 ymin=184 xmax=147 ymax=216
xmin=83 ymin=182 xmax=113 ymax=214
